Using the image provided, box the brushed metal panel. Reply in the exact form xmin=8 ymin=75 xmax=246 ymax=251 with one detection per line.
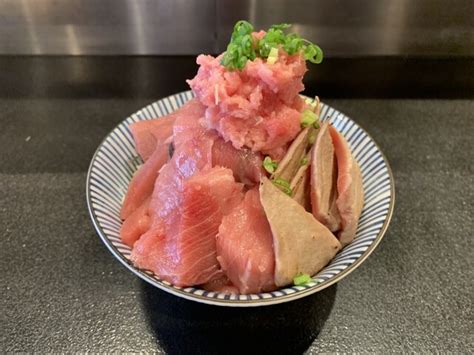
xmin=217 ymin=0 xmax=474 ymax=56
xmin=0 ymin=0 xmax=472 ymax=56
xmin=0 ymin=0 xmax=217 ymax=55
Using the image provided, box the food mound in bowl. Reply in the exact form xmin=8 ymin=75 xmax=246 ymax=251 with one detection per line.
xmin=119 ymin=21 xmax=364 ymax=294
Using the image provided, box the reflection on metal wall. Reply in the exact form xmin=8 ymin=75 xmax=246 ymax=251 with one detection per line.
xmin=217 ymin=0 xmax=474 ymax=56
xmin=0 ymin=0 xmax=472 ymax=56
xmin=0 ymin=0 xmax=217 ymax=55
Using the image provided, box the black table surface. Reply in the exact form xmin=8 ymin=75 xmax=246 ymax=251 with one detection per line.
xmin=1 ymin=57 xmax=473 ymax=354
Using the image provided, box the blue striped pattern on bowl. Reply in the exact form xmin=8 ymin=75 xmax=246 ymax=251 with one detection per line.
xmin=86 ymin=91 xmax=395 ymax=306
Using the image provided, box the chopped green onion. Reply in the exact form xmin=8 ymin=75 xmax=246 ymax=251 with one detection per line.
xmin=263 ymin=156 xmax=278 ymax=174
xmin=302 ymin=42 xmax=324 ymax=64
xmin=272 ymin=178 xmax=293 ymax=196
xmin=221 ymin=21 xmax=323 ymax=70
xmin=221 ymin=21 xmax=257 ymax=70
xmin=260 ymin=25 xmax=323 ymax=63
xmin=308 ymin=132 xmax=317 ymax=145
xmin=301 ymin=109 xmax=318 ymax=128
xmin=300 ymin=157 xmax=308 ymax=166
xmin=293 ymin=273 xmax=312 ymax=286
xmin=267 ymin=47 xmax=279 ymax=65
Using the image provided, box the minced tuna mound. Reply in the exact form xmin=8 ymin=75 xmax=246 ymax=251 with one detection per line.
xmin=187 ymin=48 xmax=308 ymax=154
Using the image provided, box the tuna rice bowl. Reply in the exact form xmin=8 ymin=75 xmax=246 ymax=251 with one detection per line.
xmin=115 ymin=21 xmax=369 ymax=295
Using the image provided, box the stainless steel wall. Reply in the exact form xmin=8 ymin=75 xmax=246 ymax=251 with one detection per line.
xmin=0 ymin=0 xmax=217 ymax=55
xmin=0 ymin=0 xmax=472 ymax=56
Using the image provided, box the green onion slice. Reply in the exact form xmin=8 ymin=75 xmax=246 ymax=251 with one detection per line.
xmin=263 ymin=156 xmax=279 ymax=174
xmin=272 ymin=178 xmax=293 ymax=196
xmin=293 ymin=273 xmax=312 ymax=286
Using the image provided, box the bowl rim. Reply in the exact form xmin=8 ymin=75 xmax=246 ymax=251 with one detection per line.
xmin=86 ymin=91 xmax=395 ymax=307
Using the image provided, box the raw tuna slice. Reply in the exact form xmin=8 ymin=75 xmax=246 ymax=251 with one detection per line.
xmin=120 ymin=143 xmax=170 ymax=220
xmin=201 ymin=275 xmax=239 ymax=294
xmin=329 ymin=126 xmax=364 ymax=246
xmin=121 ymin=100 xmax=206 ymax=220
xmin=120 ymin=197 xmax=151 ymax=247
xmin=132 ymin=167 xmax=243 ymax=286
xmin=216 ymin=189 xmax=276 ymax=294
xmin=212 ymin=138 xmax=263 ymax=186
xmin=148 ymin=129 xmax=215 ymax=226
xmin=169 ymin=99 xmax=264 ymax=186
xmin=130 ymin=116 xmax=175 ymax=162
xmin=310 ymin=122 xmax=341 ymax=231
xmin=131 ymin=99 xmax=205 ymax=161
xmin=172 ymin=99 xmax=208 ymax=149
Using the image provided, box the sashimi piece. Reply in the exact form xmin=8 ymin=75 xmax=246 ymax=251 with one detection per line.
xmin=160 ymin=169 xmax=236 ymax=285
xmin=172 ymin=105 xmax=263 ymax=185
xmin=130 ymin=99 xmax=206 ymax=161
xmin=123 ymin=102 xmax=205 ymax=219
xmin=201 ymin=168 xmax=245 ymax=215
xmin=216 ymin=189 xmax=276 ymax=294
xmin=329 ymin=126 xmax=364 ymax=246
xmin=120 ymin=197 xmax=151 ymax=247
xmin=122 ymin=101 xmax=204 ymax=219
xmin=212 ymin=137 xmax=263 ymax=186
xmin=201 ymin=275 xmax=239 ymax=294
xmin=260 ymin=177 xmax=341 ymax=287
xmin=310 ymin=122 xmax=341 ymax=231
xmin=132 ymin=167 xmax=243 ymax=286
xmin=148 ymin=129 xmax=215 ymax=226
xmin=120 ymin=143 xmax=170 ymax=220
xmin=130 ymin=116 xmax=175 ymax=161
xmin=169 ymin=99 xmax=263 ymax=186
xmin=172 ymin=99 xmax=207 ymax=149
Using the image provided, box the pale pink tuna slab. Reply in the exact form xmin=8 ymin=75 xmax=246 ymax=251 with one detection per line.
xmin=310 ymin=122 xmax=341 ymax=232
xmin=130 ymin=99 xmax=204 ymax=161
xmin=132 ymin=167 xmax=243 ymax=287
xmin=148 ymin=130 xmax=215 ymax=227
xmin=171 ymin=99 xmax=207 ymax=149
xmin=129 ymin=132 xmax=216 ymax=283
xmin=130 ymin=99 xmax=205 ymax=161
xmin=201 ymin=275 xmax=240 ymax=294
xmin=130 ymin=116 xmax=175 ymax=162
xmin=216 ymin=189 xmax=276 ymax=294
xmin=329 ymin=125 xmax=364 ymax=246
xmin=120 ymin=143 xmax=170 ymax=220
xmin=121 ymin=99 xmax=206 ymax=220
xmin=120 ymin=197 xmax=151 ymax=247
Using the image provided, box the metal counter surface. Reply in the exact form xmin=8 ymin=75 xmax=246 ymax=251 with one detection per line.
xmin=1 ymin=57 xmax=472 ymax=354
